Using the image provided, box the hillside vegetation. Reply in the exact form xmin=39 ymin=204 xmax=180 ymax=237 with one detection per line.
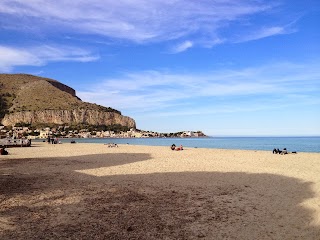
xmin=0 ymin=74 xmax=121 ymax=116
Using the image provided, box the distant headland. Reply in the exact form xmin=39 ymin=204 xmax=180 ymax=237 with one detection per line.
xmin=0 ymin=74 xmax=207 ymax=139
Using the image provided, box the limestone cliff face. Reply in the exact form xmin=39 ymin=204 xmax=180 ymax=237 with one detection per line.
xmin=0 ymin=74 xmax=136 ymax=128
xmin=1 ymin=110 xmax=136 ymax=128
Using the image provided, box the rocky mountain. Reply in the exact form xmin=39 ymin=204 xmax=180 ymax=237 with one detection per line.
xmin=0 ymin=74 xmax=136 ymax=128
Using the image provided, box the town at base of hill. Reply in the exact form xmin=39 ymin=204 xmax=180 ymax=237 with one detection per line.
xmin=0 ymin=125 xmax=207 ymax=139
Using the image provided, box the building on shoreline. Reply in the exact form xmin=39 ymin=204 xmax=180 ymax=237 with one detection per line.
xmin=0 ymin=125 xmax=207 ymax=139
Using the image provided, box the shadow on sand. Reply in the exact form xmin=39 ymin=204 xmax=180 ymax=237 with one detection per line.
xmin=0 ymin=152 xmax=319 ymax=239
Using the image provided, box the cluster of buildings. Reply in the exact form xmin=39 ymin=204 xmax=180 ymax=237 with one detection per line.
xmin=0 ymin=125 xmax=206 ymax=139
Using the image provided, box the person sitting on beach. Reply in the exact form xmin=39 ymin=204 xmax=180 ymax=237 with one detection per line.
xmin=171 ymin=144 xmax=176 ymax=150
xmin=274 ymin=148 xmax=282 ymax=154
xmin=175 ymin=145 xmax=183 ymax=151
xmin=0 ymin=147 xmax=8 ymax=155
xmin=281 ymin=148 xmax=288 ymax=155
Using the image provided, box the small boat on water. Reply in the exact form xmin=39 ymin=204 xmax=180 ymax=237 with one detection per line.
xmin=0 ymin=138 xmax=32 ymax=148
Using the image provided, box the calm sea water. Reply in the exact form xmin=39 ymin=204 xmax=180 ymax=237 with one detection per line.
xmin=45 ymin=137 xmax=320 ymax=153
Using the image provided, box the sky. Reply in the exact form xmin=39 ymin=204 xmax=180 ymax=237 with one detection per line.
xmin=0 ymin=0 xmax=319 ymax=136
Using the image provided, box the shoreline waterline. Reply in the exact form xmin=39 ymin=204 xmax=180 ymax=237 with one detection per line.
xmin=34 ymin=136 xmax=320 ymax=153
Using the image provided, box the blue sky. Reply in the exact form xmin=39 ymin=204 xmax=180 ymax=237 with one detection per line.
xmin=0 ymin=0 xmax=319 ymax=136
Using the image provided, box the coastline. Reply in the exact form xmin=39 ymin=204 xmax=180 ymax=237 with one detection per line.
xmin=1 ymin=142 xmax=320 ymax=239
xmin=34 ymin=136 xmax=320 ymax=153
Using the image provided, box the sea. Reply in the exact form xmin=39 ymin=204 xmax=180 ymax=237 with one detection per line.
xmin=41 ymin=137 xmax=320 ymax=153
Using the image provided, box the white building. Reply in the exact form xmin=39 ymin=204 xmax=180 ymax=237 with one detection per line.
xmin=39 ymin=130 xmax=50 ymax=138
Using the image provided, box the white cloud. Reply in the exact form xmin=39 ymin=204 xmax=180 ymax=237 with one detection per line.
xmin=0 ymin=0 xmax=284 ymax=44
xmin=236 ymin=26 xmax=295 ymax=42
xmin=171 ymin=41 xmax=193 ymax=53
xmin=0 ymin=45 xmax=98 ymax=72
xmin=0 ymin=46 xmax=41 ymax=71
xmin=77 ymin=61 xmax=320 ymax=115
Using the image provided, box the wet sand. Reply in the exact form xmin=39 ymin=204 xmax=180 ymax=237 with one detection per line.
xmin=1 ymin=142 xmax=320 ymax=239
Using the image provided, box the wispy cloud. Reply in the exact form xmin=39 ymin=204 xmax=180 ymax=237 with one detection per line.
xmin=0 ymin=45 xmax=98 ymax=72
xmin=235 ymin=25 xmax=296 ymax=42
xmin=0 ymin=0 xmax=290 ymax=45
xmin=78 ymin=61 xmax=320 ymax=116
xmin=171 ymin=41 xmax=193 ymax=53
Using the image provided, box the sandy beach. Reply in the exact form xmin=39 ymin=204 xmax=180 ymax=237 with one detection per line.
xmin=1 ymin=142 xmax=320 ymax=239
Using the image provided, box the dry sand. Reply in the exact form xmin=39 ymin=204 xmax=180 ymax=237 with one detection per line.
xmin=1 ymin=142 xmax=320 ymax=239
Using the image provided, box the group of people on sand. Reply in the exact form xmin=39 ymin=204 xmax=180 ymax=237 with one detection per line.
xmin=105 ymin=143 xmax=118 ymax=148
xmin=171 ymin=144 xmax=183 ymax=151
xmin=273 ymin=148 xmax=297 ymax=155
xmin=47 ymin=136 xmax=60 ymax=144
